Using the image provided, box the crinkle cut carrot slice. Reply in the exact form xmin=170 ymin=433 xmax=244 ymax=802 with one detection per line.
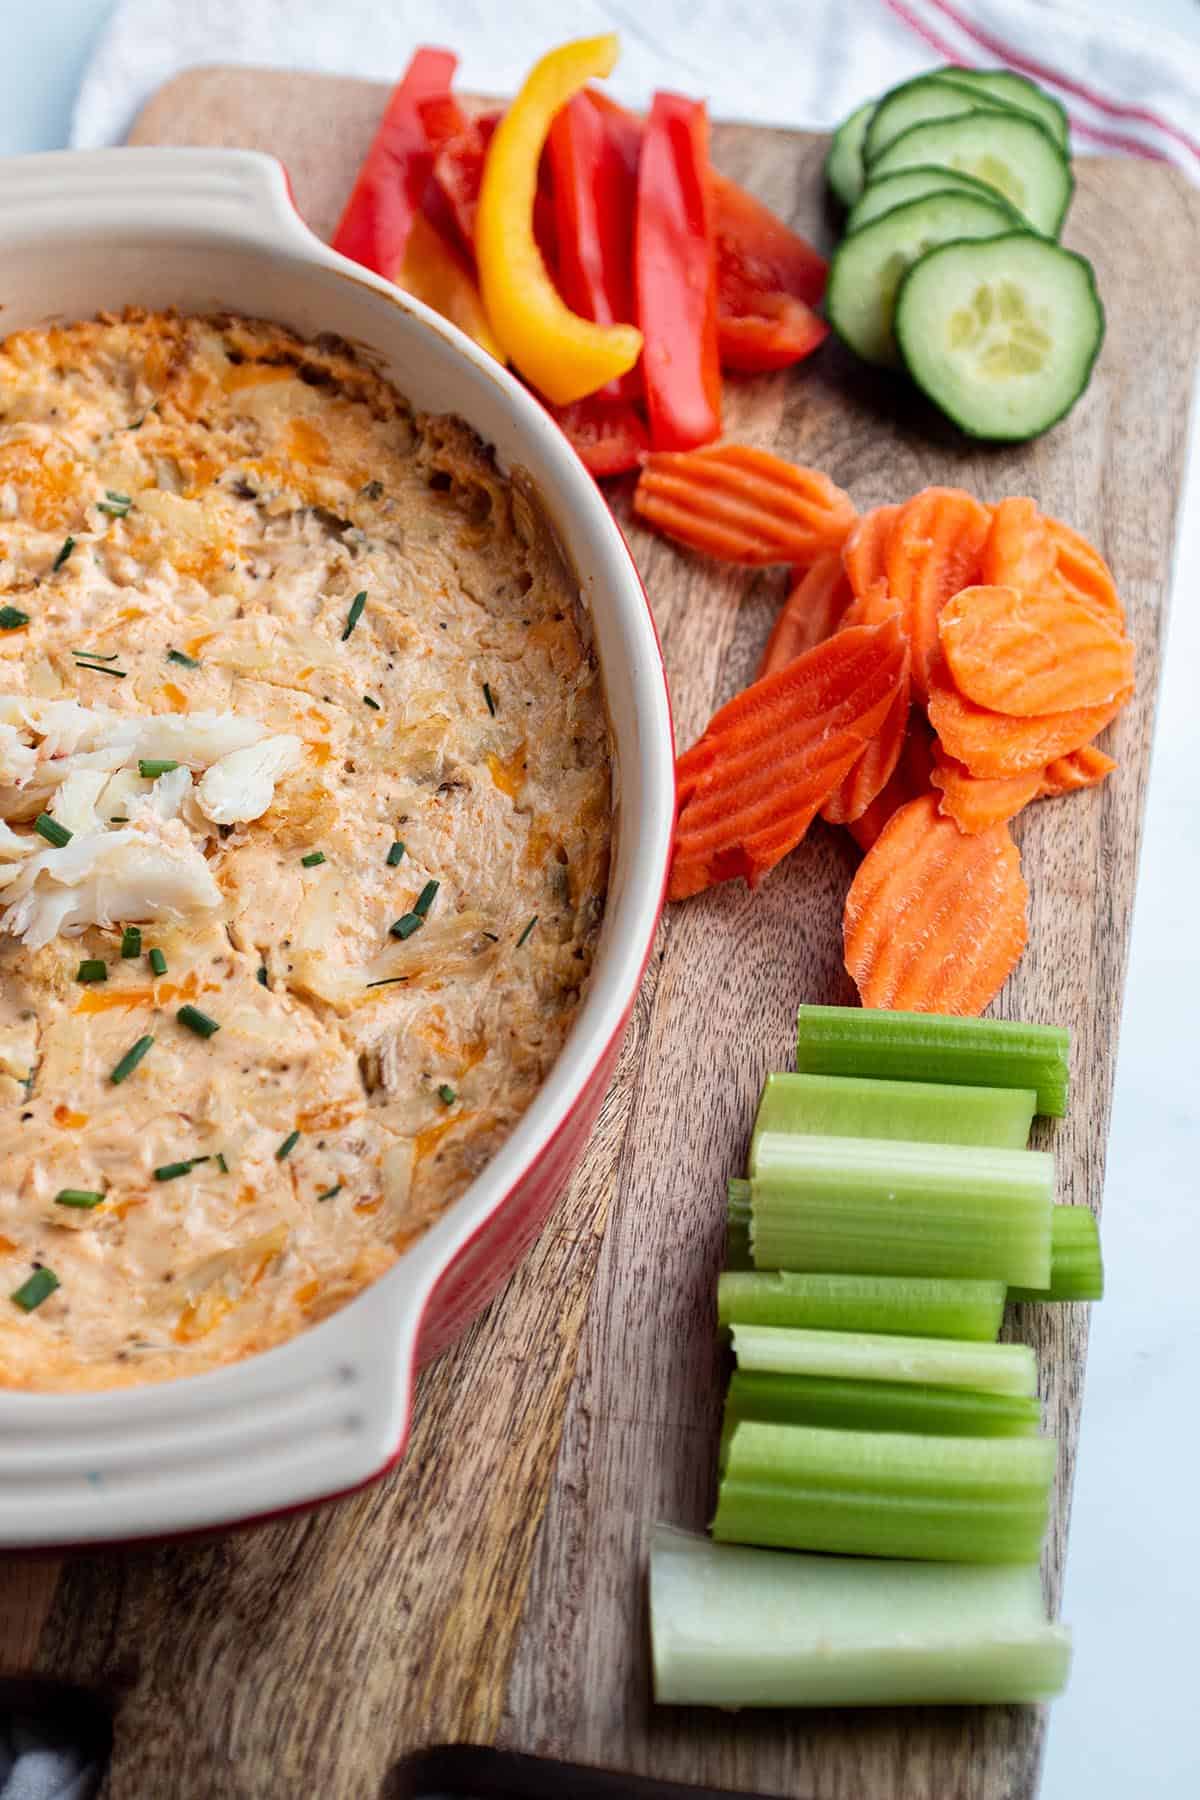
xmin=846 ymin=714 xmax=936 ymax=852
xmin=843 ymin=503 xmax=901 ymax=608
xmin=927 ymin=652 xmax=1128 ymax=779
xmin=884 ymin=487 xmax=991 ymax=704
xmin=938 ymin=585 xmax=1135 ymax=717
xmin=633 ymin=444 xmax=857 ymax=566
xmin=843 ymin=792 xmax=1028 ymax=1016
xmin=1039 ymin=743 xmax=1117 ymax=797
xmin=1043 ymin=517 xmax=1124 ymax=628
xmin=980 ymin=497 xmax=1056 ymax=592
xmin=756 ymin=554 xmax=853 ymax=679
xmin=670 ymin=618 xmax=907 ymax=899
xmin=931 ymin=751 xmax=1043 ymax=834
xmin=822 ymin=677 xmax=911 ymax=825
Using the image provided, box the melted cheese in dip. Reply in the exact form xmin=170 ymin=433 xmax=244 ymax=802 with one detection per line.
xmin=0 ymin=311 xmax=611 ymax=1390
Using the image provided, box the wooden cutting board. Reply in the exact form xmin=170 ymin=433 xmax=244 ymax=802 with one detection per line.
xmin=3 ymin=64 xmax=1199 ymax=1800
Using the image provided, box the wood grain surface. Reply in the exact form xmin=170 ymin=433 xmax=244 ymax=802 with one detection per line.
xmin=2 ymin=64 xmax=1198 ymax=1800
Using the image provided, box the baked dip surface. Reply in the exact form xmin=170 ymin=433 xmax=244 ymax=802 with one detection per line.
xmin=0 ymin=311 xmax=611 ymax=1390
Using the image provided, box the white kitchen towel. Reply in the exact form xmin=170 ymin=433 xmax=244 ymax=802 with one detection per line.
xmin=73 ymin=0 xmax=1199 ymax=178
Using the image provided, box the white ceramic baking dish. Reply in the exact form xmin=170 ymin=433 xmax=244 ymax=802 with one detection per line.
xmin=0 ymin=148 xmax=674 ymax=1548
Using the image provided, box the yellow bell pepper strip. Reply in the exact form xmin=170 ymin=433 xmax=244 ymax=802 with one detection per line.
xmin=397 ymin=213 xmax=506 ymax=363
xmin=476 ymin=36 xmax=644 ymax=405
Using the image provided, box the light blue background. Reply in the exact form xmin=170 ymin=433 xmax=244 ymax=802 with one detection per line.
xmin=4 ymin=6 xmax=1200 ymax=1799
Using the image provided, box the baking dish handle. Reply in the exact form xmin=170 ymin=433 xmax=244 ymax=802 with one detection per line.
xmin=0 ymin=148 xmax=318 ymax=254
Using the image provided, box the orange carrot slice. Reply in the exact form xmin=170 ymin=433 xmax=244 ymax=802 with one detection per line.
xmin=822 ymin=679 xmax=911 ymax=825
xmin=1039 ymin=743 xmax=1117 ymax=797
xmin=843 ymin=793 xmax=1028 ymax=1015
xmin=938 ymin=585 xmax=1135 ymax=716
xmin=1043 ymin=517 xmax=1124 ymax=628
xmin=843 ymin=504 xmax=901 ymax=608
xmin=756 ymin=554 xmax=853 ymax=679
xmin=670 ymin=618 xmax=907 ymax=899
xmin=847 ymin=715 xmax=936 ymax=852
xmin=884 ymin=487 xmax=991 ymax=704
xmin=634 ymin=444 xmax=857 ymax=566
xmin=931 ymin=751 xmax=1043 ymax=834
xmin=980 ymin=497 xmax=1056 ymax=592
xmin=927 ymin=652 xmax=1128 ymax=779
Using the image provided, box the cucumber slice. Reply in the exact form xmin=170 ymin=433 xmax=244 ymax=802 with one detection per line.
xmin=847 ymin=165 xmax=1016 ymax=234
xmin=827 ymin=190 xmax=1018 ymax=367
xmin=870 ymin=112 xmax=1073 ymax=237
xmin=940 ymin=67 xmax=1070 ymax=151
xmin=826 ymin=100 xmax=876 ymax=208
xmin=863 ymin=74 xmax=1016 ymax=167
xmin=895 ymin=233 xmax=1104 ymax=442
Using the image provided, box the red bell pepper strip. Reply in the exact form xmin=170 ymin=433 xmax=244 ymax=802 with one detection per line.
xmin=717 ymin=292 xmax=830 ymax=373
xmin=634 ymin=92 xmax=721 ymax=452
xmin=548 ymin=91 xmax=640 ymax=335
xmin=331 ymin=47 xmax=458 ymax=280
xmin=431 ymin=109 xmax=501 ymax=257
xmin=711 ymin=170 xmax=830 ymax=371
xmin=550 ymin=395 xmax=649 ymax=478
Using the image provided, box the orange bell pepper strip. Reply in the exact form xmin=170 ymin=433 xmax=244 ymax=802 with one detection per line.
xmin=396 ymin=213 xmax=506 ymax=363
xmin=476 ymin=36 xmax=644 ymax=405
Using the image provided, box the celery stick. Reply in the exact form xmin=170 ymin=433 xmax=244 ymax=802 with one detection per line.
xmin=650 ymin=1525 xmax=1072 ymax=1707
xmin=748 ymin=1134 xmax=1054 ymax=1288
xmin=751 ymin=1072 xmax=1035 ymax=1167
xmin=731 ymin=1323 xmax=1037 ymax=1396
xmin=718 ymin=1271 xmax=1006 ymax=1340
xmin=726 ymin=1184 xmax=753 ymax=1270
xmin=720 ymin=1372 xmax=1042 ymax=1459
xmin=712 ymin=1422 xmax=1055 ymax=1562
xmin=796 ymin=1005 xmax=1070 ymax=1117
xmin=1009 ymin=1205 xmax=1104 ymax=1302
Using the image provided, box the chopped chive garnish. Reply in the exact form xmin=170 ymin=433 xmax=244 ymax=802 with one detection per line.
xmin=366 ymin=975 xmax=409 ymax=988
xmin=256 ymin=965 xmax=268 ymax=986
xmin=110 ymin=1035 xmax=154 ymax=1085
xmin=516 ymin=915 xmax=538 ymax=947
xmin=482 ymin=931 xmax=499 ymax=942
xmin=0 ymin=605 xmax=30 ymax=630
xmin=301 ymin=850 xmax=326 ymax=867
xmin=483 ymin=681 xmax=496 ymax=716
xmin=76 ymin=959 xmax=108 ymax=983
xmin=359 ymin=479 xmax=384 ymax=500
xmin=72 ymin=658 xmax=127 ymax=678
xmin=386 ymin=840 xmax=406 ymax=867
xmin=437 ymin=1084 xmax=457 ymax=1106
xmin=215 ymin=1152 xmax=229 ymax=1174
xmin=177 ymin=1004 xmax=220 ymax=1039
xmin=148 ymin=947 xmax=167 ymax=976
xmin=316 ymin=1184 xmax=342 ymax=1202
xmin=109 ymin=815 xmax=129 ymax=824
xmin=342 ymin=590 xmax=367 ymax=640
xmin=11 ymin=1267 xmax=59 ymax=1311
xmin=55 ymin=1189 xmax=105 ymax=1210
xmin=362 ymin=695 xmax=381 ymax=711
xmin=276 ymin=1129 xmax=300 ymax=1161
xmin=167 ymin=648 xmax=200 ymax=668
xmin=34 ymin=813 xmax=71 ymax=848
xmin=97 ymin=494 xmax=132 ymax=518
xmin=413 ymin=879 xmax=439 ymax=917
xmin=121 ymin=927 xmax=142 ymax=958
xmin=71 ymin=648 xmax=118 ymax=660
xmin=154 ymin=1160 xmax=196 ymax=1182
xmin=52 ymin=536 xmax=75 ymax=571
xmin=390 ymin=913 xmax=423 ymax=940
xmin=138 ymin=758 xmax=179 ymax=779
